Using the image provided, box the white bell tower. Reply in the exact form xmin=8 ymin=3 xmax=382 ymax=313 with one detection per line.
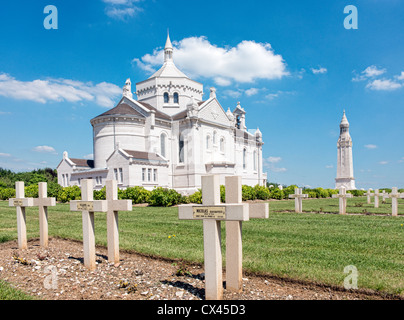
xmin=335 ymin=110 xmax=356 ymax=190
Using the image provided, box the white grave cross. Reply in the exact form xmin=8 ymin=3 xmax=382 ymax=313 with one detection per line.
xmin=388 ymin=187 xmax=404 ymax=217
xmin=70 ymin=179 xmax=108 ymax=270
xmin=373 ymin=189 xmax=382 ymax=208
xmin=33 ymin=182 xmax=56 ymax=248
xmin=224 ymin=176 xmax=268 ymax=293
xmin=288 ymin=188 xmax=308 ymax=213
xmin=332 ymin=187 xmax=353 ymax=215
xmin=105 ymin=180 xmax=132 ymax=264
xmin=9 ymin=181 xmax=34 ymax=250
xmin=178 ymin=175 xmax=249 ymax=300
xmin=365 ymin=189 xmax=373 ymax=204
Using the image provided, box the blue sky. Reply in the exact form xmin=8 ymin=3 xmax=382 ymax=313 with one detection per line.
xmin=0 ymin=0 xmax=403 ymax=189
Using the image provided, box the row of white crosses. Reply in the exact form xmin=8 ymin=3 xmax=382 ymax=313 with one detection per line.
xmin=365 ymin=188 xmax=404 ymax=216
xmin=178 ymin=175 xmax=269 ymax=300
xmin=9 ymin=182 xmax=56 ymax=250
xmin=9 ymin=180 xmax=132 ymax=271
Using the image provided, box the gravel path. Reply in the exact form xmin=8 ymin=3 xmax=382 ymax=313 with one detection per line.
xmin=0 ymin=238 xmax=398 ymax=300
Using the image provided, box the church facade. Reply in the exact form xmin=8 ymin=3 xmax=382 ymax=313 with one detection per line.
xmin=335 ymin=111 xmax=356 ymax=190
xmin=57 ymin=35 xmax=267 ymax=194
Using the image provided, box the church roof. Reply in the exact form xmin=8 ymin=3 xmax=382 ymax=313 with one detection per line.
xmin=137 ymin=101 xmax=172 ymax=121
xmin=69 ymin=159 xmax=94 ymax=168
xmin=149 ymin=61 xmax=189 ymax=79
xmin=149 ymin=33 xmax=189 ymax=79
xmin=94 ymin=103 xmax=145 ymax=119
xmin=123 ymin=150 xmax=167 ymax=162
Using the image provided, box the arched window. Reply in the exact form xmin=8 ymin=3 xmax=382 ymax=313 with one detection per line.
xmin=160 ymin=133 xmax=167 ymax=158
xmin=179 ymin=134 xmax=185 ymax=163
xmin=213 ymin=131 xmax=217 ymax=145
xmin=164 ymin=92 xmax=169 ymax=104
xmin=173 ymin=92 xmax=179 ymax=104
xmin=220 ymin=137 xmax=225 ymax=153
xmin=206 ymin=135 xmax=211 ymax=150
xmin=243 ymin=149 xmax=247 ymax=170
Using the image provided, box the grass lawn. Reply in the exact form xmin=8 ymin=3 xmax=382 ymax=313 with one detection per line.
xmin=0 ymin=198 xmax=403 ymax=298
xmin=0 ymin=280 xmax=33 ymax=300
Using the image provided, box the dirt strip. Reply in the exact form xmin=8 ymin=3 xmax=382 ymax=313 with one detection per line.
xmin=0 ymin=238 xmax=400 ymax=300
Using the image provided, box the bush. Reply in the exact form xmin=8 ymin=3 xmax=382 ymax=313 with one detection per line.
xmin=24 ymin=185 xmax=38 ymax=198
xmin=121 ymin=186 xmax=150 ymax=204
xmin=188 ymin=189 xmax=202 ymax=204
xmin=270 ymin=188 xmax=284 ymax=200
xmin=220 ymin=185 xmax=226 ymax=203
xmin=283 ymin=185 xmax=298 ymax=199
xmin=94 ymin=187 xmax=106 ymax=200
xmin=0 ymin=188 xmax=15 ymax=200
xmin=242 ymin=185 xmax=257 ymax=201
xmin=254 ymin=185 xmax=270 ymax=200
xmin=148 ymin=187 xmax=182 ymax=207
xmin=347 ymin=189 xmax=365 ymax=197
xmin=47 ymin=182 xmax=63 ymax=199
xmin=57 ymin=186 xmax=81 ymax=203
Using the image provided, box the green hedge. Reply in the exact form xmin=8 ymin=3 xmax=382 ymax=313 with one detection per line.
xmin=0 ymin=183 xmax=380 ymax=206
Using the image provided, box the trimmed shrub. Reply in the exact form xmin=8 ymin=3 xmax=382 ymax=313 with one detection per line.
xmin=121 ymin=186 xmax=151 ymax=204
xmin=242 ymin=185 xmax=257 ymax=201
xmin=347 ymin=189 xmax=366 ymax=197
xmin=148 ymin=187 xmax=182 ymax=207
xmin=270 ymin=188 xmax=284 ymax=200
xmin=57 ymin=186 xmax=81 ymax=203
xmin=0 ymin=188 xmax=16 ymax=200
xmin=94 ymin=187 xmax=106 ymax=200
xmin=220 ymin=185 xmax=226 ymax=203
xmin=188 ymin=189 xmax=202 ymax=204
xmin=254 ymin=185 xmax=270 ymax=200
xmin=24 ymin=185 xmax=38 ymax=198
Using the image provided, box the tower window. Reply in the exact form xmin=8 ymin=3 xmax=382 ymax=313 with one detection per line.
xmin=160 ymin=133 xmax=167 ymax=158
xmin=173 ymin=92 xmax=179 ymax=104
xmin=243 ymin=149 xmax=247 ymax=170
xmin=220 ymin=137 xmax=225 ymax=153
xmin=206 ymin=135 xmax=211 ymax=150
xmin=164 ymin=92 xmax=169 ymax=104
xmin=179 ymin=135 xmax=185 ymax=163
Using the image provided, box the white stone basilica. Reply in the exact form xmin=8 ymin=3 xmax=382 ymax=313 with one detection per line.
xmin=57 ymin=34 xmax=267 ymax=194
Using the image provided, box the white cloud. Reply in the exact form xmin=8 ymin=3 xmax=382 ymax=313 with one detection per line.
xmin=311 ymin=67 xmax=327 ymax=74
xmin=366 ymin=79 xmax=402 ymax=91
xmin=245 ymin=88 xmax=260 ymax=96
xmin=266 ymin=156 xmax=282 ymax=163
xmin=133 ymin=36 xmax=289 ymax=85
xmin=378 ymin=161 xmax=389 ymax=165
xmin=364 ymin=144 xmax=378 ymax=149
xmin=395 ymin=72 xmax=404 ymax=80
xmin=363 ymin=65 xmax=386 ymax=78
xmin=223 ymin=89 xmax=242 ymax=99
xmin=263 ymin=156 xmax=287 ymax=173
xmin=0 ymin=153 xmax=11 ymax=157
xmin=32 ymin=146 xmax=58 ymax=155
xmin=103 ymin=0 xmax=142 ymax=20
xmin=352 ymin=65 xmax=386 ymax=82
xmin=0 ymin=73 xmax=121 ymax=107
xmin=325 ymin=165 xmax=334 ymax=169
